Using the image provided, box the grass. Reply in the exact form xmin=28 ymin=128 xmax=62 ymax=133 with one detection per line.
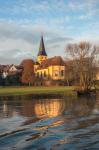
xmin=0 ymin=86 xmax=77 ymax=97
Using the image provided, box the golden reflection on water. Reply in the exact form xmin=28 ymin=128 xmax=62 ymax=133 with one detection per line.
xmin=34 ymin=99 xmax=65 ymax=118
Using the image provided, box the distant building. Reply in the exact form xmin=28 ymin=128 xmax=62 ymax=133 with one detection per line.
xmin=2 ymin=64 xmax=22 ymax=78
xmin=0 ymin=64 xmax=23 ymax=86
xmin=33 ymin=36 xmax=66 ymax=85
xmin=2 ymin=65 xmax=9 ymax=79
xmin=35 ymin=56 xmax=65 ymax=81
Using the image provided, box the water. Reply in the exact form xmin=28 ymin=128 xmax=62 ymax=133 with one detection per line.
xmin=0 ymin=95 xmax=99 ymax=150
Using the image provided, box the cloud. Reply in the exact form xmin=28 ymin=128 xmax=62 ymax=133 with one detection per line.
xmin=67 ymin=0 xmax=99 ymax=21
xmin=0 ymin=47 xmax=32 ymax=64
xmin=0 ymin=21 xmax=73 ymax=64
xmin=0 ymin=0 xmax=99 ymax=17
xmin=68 ymin=0 xmax=99 ymax=11
xmin=47 ymin=37 xmax=73 ymax=44
xmin=0 ymin=0 xmax=99 ymax=64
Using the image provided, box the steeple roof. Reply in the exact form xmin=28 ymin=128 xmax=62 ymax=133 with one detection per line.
xmin=38 ymin=36 xmax=47 ymax=56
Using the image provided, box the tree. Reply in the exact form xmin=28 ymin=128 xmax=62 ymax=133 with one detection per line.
xmin=65 ymin=60 xmax=76 ymax=86
xmin=66 ymin=42 xmax=99 ymax=91
xmin=20 ymin=59 xmax=35 ymax=86
xmin=0 ymin=74 xmax=3 ymax=85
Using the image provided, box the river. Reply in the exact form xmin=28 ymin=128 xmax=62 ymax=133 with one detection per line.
xmin=0 ymin=95 xmax=99 ymax=150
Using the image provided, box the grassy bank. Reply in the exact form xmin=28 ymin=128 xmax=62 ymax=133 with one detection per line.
xmin=0 ymin=86 xmax=76 ymax=97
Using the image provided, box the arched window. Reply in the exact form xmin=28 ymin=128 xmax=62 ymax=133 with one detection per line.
xmin=61 ymin=70 xmax=64 ymax=76
xmin=61 ymin=70 xmax=64 ymax=77
xmin=44 ymin=71 xmax=46 ymax=77
xmin=40 ymin=72 xmax=42 ymax=78
xmin=54 ymin=70 xmax=58 ymax=77
xmin=36 ymin=72 xmax=39 ymax=77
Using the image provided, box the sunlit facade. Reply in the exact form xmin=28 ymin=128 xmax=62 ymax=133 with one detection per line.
xmin=34 ymin=36 xmax=66 ymax=82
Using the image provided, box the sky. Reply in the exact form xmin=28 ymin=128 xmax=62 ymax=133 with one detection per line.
xmin=0 ymin=0 xmax=99 ymax=64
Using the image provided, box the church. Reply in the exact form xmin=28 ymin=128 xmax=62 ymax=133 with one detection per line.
xmin=1 ymin=36 xmax=98 ymax=86
xmin=33 ymin=36 xmax=66 ymax=85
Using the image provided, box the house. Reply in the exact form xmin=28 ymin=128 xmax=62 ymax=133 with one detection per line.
xmin=8 ymin=65 xmax=23 ymax=76
xmin=9 ymin=64 xmax=18 ymax=72
xmin=0 ymin=64 xmax=23 ymax=86
xmin=2 ymin=64 xmax=23 ymax=77
xmin=2 ymin=65 xmax=9 ymax=79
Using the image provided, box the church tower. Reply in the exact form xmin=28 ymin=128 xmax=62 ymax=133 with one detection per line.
xmin=37 ymin=36 xmax=47 ymax=64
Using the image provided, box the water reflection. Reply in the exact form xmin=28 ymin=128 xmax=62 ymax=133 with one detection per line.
xmin=0 ymin=95 xmax=99 ymax=150
xmin=34 ymin=99 xmax=65 ymax=118
xmin=92 ymin=98 xmax=99 ymax=115
xmin=0 ymin=96 xmax=97 ymax=119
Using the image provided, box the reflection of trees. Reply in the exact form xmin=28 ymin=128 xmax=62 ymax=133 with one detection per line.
xmin=0 ymin=95 xmax=24 ymax=118
xmin=63 ymin=97 xmax=96 ymax=117
xmin=0 ymin=95 xmax=97 ymax=122
xmin=0 ymin=100 xmax=16 ymax=118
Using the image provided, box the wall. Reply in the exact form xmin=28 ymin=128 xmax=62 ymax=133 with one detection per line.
xmin=35 ymin=65 xmax=65 ymax=81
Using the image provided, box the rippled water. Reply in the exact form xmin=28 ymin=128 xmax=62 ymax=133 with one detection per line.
xmin=0 ymin=95 xmax=99 ymax=150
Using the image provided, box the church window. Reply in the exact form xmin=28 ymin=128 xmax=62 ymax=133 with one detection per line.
xmin=37 ymin=72 xmax=39 ymax=77
xmin=40 ymin=72 xmax=42 ymax=78
xmin=54 ymin=70 xmax=58 ymax=77
xmin=61 ymin=70 xmax=64 ymax=76
xmin=44 ymin=71 xmax=46 ymax=77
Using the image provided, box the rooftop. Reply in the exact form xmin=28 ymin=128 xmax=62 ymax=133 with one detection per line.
xmin=37 ymin=56 xmax=65 ymax=69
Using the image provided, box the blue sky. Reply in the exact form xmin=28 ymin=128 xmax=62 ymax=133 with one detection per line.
xmin=0 ymin=0 xmax=99 ymax=64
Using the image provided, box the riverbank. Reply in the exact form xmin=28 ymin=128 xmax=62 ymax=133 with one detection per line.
xmin=0 ymin=86 xmax=76 ymax=97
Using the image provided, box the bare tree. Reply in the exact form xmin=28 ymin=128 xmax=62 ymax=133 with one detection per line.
xmin=65 ymin=60 xmax=78 ymax=86
xmin=66 ymin=41 xmax=99 ymax=91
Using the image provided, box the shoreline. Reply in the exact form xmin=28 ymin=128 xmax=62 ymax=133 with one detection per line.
xmin=0 ymin=86 xmax=76 ymax=97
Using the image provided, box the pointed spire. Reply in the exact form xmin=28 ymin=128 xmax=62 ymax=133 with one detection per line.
xmin=38 ymin=36 xmax=47 ymax=56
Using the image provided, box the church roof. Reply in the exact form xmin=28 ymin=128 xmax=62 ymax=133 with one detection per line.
xmin=38 ymin=36 xmax=47 ymax=56
xmin=37 ymin=56 xmax=65 ymax=69
xmin=34 ymin=61 xmax=40 ymax=65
